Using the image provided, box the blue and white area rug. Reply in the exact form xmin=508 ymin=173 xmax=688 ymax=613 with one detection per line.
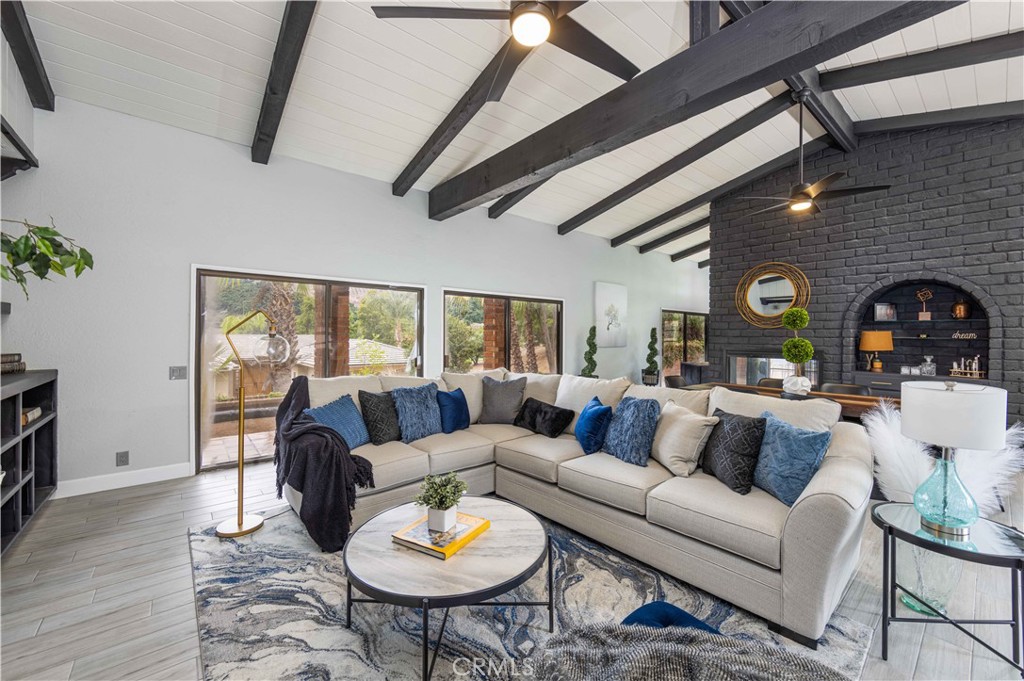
xmin=189 ymin=509 xmax=870 ymax=680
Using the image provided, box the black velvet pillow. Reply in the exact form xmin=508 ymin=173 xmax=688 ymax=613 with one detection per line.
xmin=358 ymin=390 xmax=400 ymax=446
xmin=514 ymin=398 xmax=574 ymax=438
xmin=702 ymin=409 xmax=766 ymax=495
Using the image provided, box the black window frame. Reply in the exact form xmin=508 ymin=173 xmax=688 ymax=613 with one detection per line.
xmin=661 ymin=309 xmax=709 ymax=373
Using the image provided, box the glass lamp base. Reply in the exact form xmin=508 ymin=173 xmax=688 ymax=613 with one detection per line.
xmin=913 ymin=450 xmax=978 ymax=539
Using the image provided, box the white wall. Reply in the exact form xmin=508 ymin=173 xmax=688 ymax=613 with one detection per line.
xmin=0 ymin=98 xmax=709 ymax=488
xmin=1 ymin=33 xmax=35 ymax=153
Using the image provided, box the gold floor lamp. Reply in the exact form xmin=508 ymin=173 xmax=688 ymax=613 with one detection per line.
xmin=216 ymin=309 xmax=290 ymax=538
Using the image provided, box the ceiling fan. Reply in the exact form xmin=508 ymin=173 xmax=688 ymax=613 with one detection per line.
xmin=740 ymin=89 xmax=890 ymax=217
xmin=370 ymin=1 xmax=639 ymax=82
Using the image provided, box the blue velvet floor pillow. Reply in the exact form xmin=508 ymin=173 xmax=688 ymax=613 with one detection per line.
xmin=602 ymin=396 xmax=661 ymax=466
xmin=575 ymin=397 xmax=613 ymax=455
xmin=437 ymin=388 xmax=471 ymax=434
xmin=391 ymin=383 xmax=443 ymax=443
xmin=622 ymin=601 xmax=721 ymax=635
xmin=754 ymin=411 xmax=832 ymax=506
xmin=304 ymin=394 xmax=370 ymax=449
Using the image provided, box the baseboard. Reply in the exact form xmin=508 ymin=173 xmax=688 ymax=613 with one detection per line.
xmin=53 ymin=462 xmax=193 ymax=499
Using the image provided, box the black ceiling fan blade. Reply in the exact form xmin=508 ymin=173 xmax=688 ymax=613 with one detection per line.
xmin=815 ymin=185 xmax=891 ymax=201
xmin=485 ymin=39 xmax=533 ymax=102
xmin=372 ymin=6 xmax=510 ymax=20
xmin=553 ymin=0 xmax=588 ymax=18
xmin=805 ymin=171 xmax=846 ymax=198
xmin=748 ymin=202 xmax=791 ymax=216
xmin=547 ymin=15 xmax=640 ymax=81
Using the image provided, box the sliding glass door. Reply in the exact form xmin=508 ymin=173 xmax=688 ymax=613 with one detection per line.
xmin=662 ymin=310 xmax=708 ymax=379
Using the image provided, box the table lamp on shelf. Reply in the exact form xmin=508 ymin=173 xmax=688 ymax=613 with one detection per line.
xmin=901 ymin=381 xmax=1007 ymax=538
xmin=859 ymin=330 xmax=893 ymax=373
xmin=217 ymin=309 xmax=291 ymax=539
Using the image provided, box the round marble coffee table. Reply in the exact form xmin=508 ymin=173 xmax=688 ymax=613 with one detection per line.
xmin=343 ymin=496 xmax=553 ymax=681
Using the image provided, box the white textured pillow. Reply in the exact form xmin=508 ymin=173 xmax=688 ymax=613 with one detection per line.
xmin=441 ymin=369 xmax=506 ymax=424
xmin=379 ymin=376 xmax=445 ymax=392
xmin=555 ymin=375 xmax=631 ymax=433
xmin=651 ymin=403 xmax=719 ymax=477
xmin=707 ymin=386 xmax=841 ymax=432
xmin=507 ymin=372 xmax=562 ymax=405
xmin=624 ymin=385 xmax=710 ymax=414
xmin=307 ymin=375 xmax=383 ymax=410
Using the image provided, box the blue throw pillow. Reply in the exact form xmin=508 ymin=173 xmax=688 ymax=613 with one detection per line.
xmin=622 ymin=601 xmax=721 ymax=634
xmin=437 ymin=388 xmax=470 ymax=434
xmin=575 ymin=397 xmax=612 ymax=455
xmin=603 ymin=397 xmax=661 ymax=466
xmin=392 ymin=383 xmax=443 ymax=443
xmin=754 ymin=411 xmax=832 ymax=506
xmin=304 ymin=394 xmax=369 ymax=449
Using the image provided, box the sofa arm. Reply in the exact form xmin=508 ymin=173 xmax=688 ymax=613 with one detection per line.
xmin=779 ymin=422 xmax=874 ymax=640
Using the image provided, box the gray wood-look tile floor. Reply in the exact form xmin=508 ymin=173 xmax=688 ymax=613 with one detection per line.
xmin=2 ymin=463 xmax=1021 ymax=680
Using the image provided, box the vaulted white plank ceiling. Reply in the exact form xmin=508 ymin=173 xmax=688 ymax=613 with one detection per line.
xmin=22 ymin=0 xmax=1024 ymax=263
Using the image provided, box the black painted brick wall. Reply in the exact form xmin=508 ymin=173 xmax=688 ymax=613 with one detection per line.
xmin=708 ymin=119 xmax=1024 ymax=422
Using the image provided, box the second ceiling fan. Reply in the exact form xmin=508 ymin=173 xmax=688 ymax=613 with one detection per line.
xmin=371 ymin=1 xmax=639 ymax=83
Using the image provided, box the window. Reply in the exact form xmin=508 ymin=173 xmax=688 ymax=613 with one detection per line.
xmin=195 ymin=270 xmax=423 ymax=470
xmin=661 ymin=310 xmax=708 ymax=377
xmin=444 ymin=292 xmax=562 ymax=374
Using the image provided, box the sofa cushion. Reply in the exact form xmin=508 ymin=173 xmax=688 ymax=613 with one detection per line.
xmin=304 ymin=394 xmax=370 ymax=449
xmin=624 ymin=385 xmax=710 ymax=415
xmin=651 ymin=403 xmax=719 ymax=477
xmin=513 ymin=398 xmax=574 ymax=438
xmin=392 ymin=383 xmax=443 ymax=443
xmin=507 ymin=372 xmax=561 ymax=405
xmin=495 ymin=433 xmax=585 ymax=483
xmin=480 ymin=375 xmax=526 ymax=424
xmin=308 ymin=375 xmax=383 ymax=409
xmin=754 ymin=411 xmax=832 ymax=506
xmin=602 ymin=397 xmax=661 ymax=466
xmin=351 ymin=441 xmax=429 ymax=495
xmin=707 ymin=386 xmax=840 ymax=432
xmin=358 ymin=390 xmax=401 ymax=445
xmin=409 ymin=430 xmax=494 ymax=474
xmin=646 ymin=473 xmax=789 ymax=569
xmin=558 ymin=452 xmax=672 ymax=515
xmin=468 ymin=423 xmax=534 ymax=444
xmin=380 ymin=376 xmax=446 ymax=392
xmin=437 ymin=388 xmax=471 ymax=434
xmin=441 ymin=369 xmax=507 ymax=423
xmin=703 ymin=409 xmax=767 ymax=495
xmin=555 ymin=375 xmax=631 ymax=433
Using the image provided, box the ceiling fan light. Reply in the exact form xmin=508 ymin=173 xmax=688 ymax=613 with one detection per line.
xmin=511 ymin=2 xmax=552 ymax=46
xmin=789 ymin=199 xmax=814 ymax=212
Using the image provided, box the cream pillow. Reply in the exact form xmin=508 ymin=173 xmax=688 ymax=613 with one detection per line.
xmin=441 ymin=368 xmax=506 ymax=424
xmin=651 ymin=403 xmax=720 ymax=477
xmin=624 ymin=384 xmax=710 ymax=414
xmin=507 ymin=372 xmax=562 ymax=405
xmin=554 ymin=375 xmax=631 ymax=433
xmin=307 ymin=375 xmax=383 ymax=410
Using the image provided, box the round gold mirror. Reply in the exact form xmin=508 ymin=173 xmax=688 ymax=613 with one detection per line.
xmin=735 ymin=262 xmax=810 ymax=328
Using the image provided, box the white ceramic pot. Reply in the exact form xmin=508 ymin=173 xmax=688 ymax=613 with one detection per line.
xmin=783 ymin=375 xmax=812 ymax=395
xmin=427 ymin=506 xmax=457 ymax=533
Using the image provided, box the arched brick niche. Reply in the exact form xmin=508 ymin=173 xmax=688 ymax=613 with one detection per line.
xmin=840 ymin=270 xmax=1003 ymax=384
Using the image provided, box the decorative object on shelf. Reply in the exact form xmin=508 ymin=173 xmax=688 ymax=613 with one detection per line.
xmin=950 ymin=298 xmax=972 ymax=320
xmin=915 ymin=288 xmax=933 ymax=321
xmin=642 ymin=328 xmax=659 ymax=386
xmin=413 ymin=471 xmax=468 ymax=533
xmin=780 ymin=307 xmax=813 ymax=394
xmin=580 ymin=326 xmax=598 ymax=378
xmin=734 ymin=261 xmax=810 ymax=329
xmin=950 ymin=355 xmax=986 ymax=379
xmin=595 ymin=282 xmax=627 ymax=347
xmin=0 ymin=218 xmax=94 ymax=299
xmin=216 ymin=309 xmax=291 ymax=539
xmin=859 ymin=330 xmax=893 ymax=373
xmin=920 ymin=356 xmax=936 ymax=377
xmin=874 ymin=302 xmax=897 ymax=321
xmin=901 ymin=381 xmax=1008 ymax=538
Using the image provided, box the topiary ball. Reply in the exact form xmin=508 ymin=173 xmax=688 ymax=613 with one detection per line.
xmin=782 ymin=337 xmax=814 ymax=364
xmin=782 ymin=307 xmax=810 ymax=331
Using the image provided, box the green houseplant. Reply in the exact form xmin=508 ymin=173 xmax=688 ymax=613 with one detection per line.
xmin=414 ymin=472 xmax=468 ymax=532
xmin=581 ymin=325 xmax=598 ymax=378
xmin=1 ymin=219 xmax=93 ymax=298
xmin=642 ymin=327 xmax=659 ymax=385
xmin=781 ymin=307 xmax=814 ymax=394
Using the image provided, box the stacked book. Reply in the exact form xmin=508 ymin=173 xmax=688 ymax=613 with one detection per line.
xmin=22 ymin=406 xmax=43 ymax=427
xmin=1 ymin=353 xmax=26 ymax=375
xmin=392 ymin=513 xmax=490 ymax=560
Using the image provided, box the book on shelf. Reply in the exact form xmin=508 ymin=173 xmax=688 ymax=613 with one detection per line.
xmin=392 ymin=512 xmax=490 ymax=560
xmin=0 ymin=353 xmax=22 ymax=364
xmin=22 ymin=407 xmax=43 ymax=426
xmin=1 ymin=361 xmax=27 ymax=375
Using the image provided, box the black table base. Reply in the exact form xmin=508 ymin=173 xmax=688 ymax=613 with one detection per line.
xmin=346 ymin=536 xmax=555 ymax=681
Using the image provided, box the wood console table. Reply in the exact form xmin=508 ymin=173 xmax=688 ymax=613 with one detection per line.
xmin=704 ymin=382 xmax=897 ymax=420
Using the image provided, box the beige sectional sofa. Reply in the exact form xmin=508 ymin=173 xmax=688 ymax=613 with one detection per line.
xmin=285 ymin=370 xmax=873 ymax=646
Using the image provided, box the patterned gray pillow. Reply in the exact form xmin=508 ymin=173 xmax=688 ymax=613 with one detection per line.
xmin=479 ymin=376 xmax=527 ymax=425
xmin=702 ymin=409 xmax=766 ymax=494
xmin=358 ymin=390 xmax=400 ymax=445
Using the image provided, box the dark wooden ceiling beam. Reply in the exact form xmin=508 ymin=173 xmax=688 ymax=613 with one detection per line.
xmin=821 ymin=32 xmax=1024 ymax=91
xmin=689 ymin=0 xmax=719 ymax=46
xmin=251 ymin=1 xmax=317 ymax=165
xmin=610 ymin=137 xmax=833 ymax=246
xmin=428 ymin=1 xmax=952 ymax=220
xmin=719 ymin=1 xmax=762 ymax=19
xmin=853 ymin=101 xmax=1024 ymax=135
xmin=670 ymin=240 xmax=711 ymax=262
xmin=1 ymin=116 xmax=39 ymax=181
xmin=488 ymin=178 xmax=550 ymax=219
xmin=698 ymin=259 xmax=710 ymax=269
xmin=1 ymin=1 xmax=54 ymax=111
xmin=637 ymin=217 xmax=710 ymax=254
xmin=558 ymin=92 xmax=792 ymax=235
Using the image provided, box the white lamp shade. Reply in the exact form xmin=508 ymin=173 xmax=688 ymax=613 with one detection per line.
xmin=901 ymin=381 xmax=1007 ymax=451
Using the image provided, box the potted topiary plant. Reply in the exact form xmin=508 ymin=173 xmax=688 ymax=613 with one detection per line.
xmin=414 ymin=472 xmax=468 ymax=533
xmin=642 ymin=327 xmax=659 ymax=385
xmin=781 ymin=307 xmax=814 ymax=394
xmin=580 ymin=325 xmax=598 ymax=378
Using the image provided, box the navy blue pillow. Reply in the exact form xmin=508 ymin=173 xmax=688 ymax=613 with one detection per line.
xmin=622 ymin=601 xmax=721 ymax=634
xmin=754 ymin=411 xmax=832 ymax=506
xmin=391 ymin=383 xmax=443 ymax=443
xmin=304 ymin=394 xmax=370 ymax=449
xmin=602 ymin=396 xmax=661 ymax=466
xmin=575 ymin=397 xmax=613 ymax=455
xmin=437 ymin=388 xmax=471 ymax=434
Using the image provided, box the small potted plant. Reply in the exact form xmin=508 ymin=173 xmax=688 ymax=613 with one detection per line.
xmin=642 ymin=327 xmax=659 ymax=385
xmin=414 ymin=472 xmax=468 ymax=533
xmin=781 ymin=307 xmax=814 ymax=394
xmin=580 ymin=325 xmax=598 ymax=378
